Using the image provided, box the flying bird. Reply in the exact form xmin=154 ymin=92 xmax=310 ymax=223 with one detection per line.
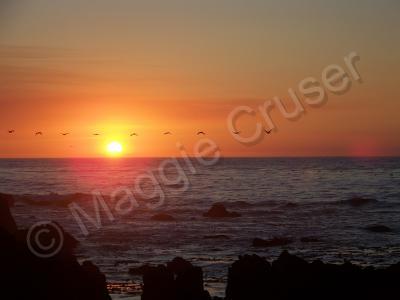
xmin=130 ymin=133 xmax=138 ymax=137
xmin=8 ymin=130 xmax=15 ymax=134
xmin=264 ymin=129 xmax=272 ymax=134
xmin=61 ymin=133 xmax=69 ymax=136
xmin=93 ymin=133 xmax=101 ymax=136
xmin=35 ymin=132 xmax=43 ymax=136
xmin=164 ymin=132 xmax=172 ymax=135
xmin=197 ymin=131 xmax=206 ymax=135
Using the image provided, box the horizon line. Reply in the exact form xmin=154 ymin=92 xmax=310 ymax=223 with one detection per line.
xmin=0 ymin=155 xmax=399 ymax=160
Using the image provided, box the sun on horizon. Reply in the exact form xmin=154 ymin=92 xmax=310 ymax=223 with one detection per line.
xmin=107 ymin=141 xmax=123 ymax=156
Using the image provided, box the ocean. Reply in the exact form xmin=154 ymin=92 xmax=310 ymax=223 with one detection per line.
xmin=1 ymin=157 xmax=400 ymax=299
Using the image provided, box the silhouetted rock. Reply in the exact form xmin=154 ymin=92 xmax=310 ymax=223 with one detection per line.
xmin=0 ymin=196 xmax=111 ymax=300
xmin=12 ymin=221 xmax=79 ymax=259
xmin=252 ymin=237 xmax=293 ymax=247
xmin=151 ymin=213 xmax=176 ymax=222
xmin=203 ymin=235 xmax=230 ymax=240
xmin=175 ymin=266 xmax=210 ymax=300
xmin=81 ymin=261 xmax=110 ymax=299
xmin=142 ymin=265 xmax=175 ymax=300
xmin=167 ymin=257 xmax=193 ymax=274
xmin=345 ymin=197 xmax=377 ymax=207
xmin=365 ymin=225 xmax=392 ymax=233
xmin=0 ymin=193 xmax=17 ymax=235
xmin=141 ymin=257 xmax=211 ymax=300
xmin=203 ymin=204 xmax=241 ymax=218
xmin=272 ymin=250 xmax=308 ymax=272
xmin=226 ymin=255 xmax=271 ymax=300
xmin=226 ymin=251 xmax=400 ymax=300
xmin=129 ymin=264 xmax=153 ymax=276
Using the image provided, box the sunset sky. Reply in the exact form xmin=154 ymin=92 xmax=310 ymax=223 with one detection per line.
xmin=1 ymin=0 xmax=399 ymax=157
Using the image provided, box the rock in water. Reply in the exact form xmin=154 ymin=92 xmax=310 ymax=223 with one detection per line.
xmin=365 ymin=225 xmax=392 ymax=233
xmin=151 ymin=213 xmax=176 ymax=222
xmin=203 ymin=235 xmax=230 ymax=240
xmin=346 ymin=197 xmax=377 ymax=207
xmin=203 ymin=204 xmax=241 ymax=218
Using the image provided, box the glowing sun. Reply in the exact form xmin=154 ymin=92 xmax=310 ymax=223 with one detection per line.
xmin=107 ymin=141 xmax=123 ymax=155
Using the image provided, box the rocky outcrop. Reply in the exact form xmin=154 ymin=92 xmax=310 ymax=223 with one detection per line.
xmin=225 ymin=250 xmax=400 ymax=300
xmin=129 ymin=264 xmax=153 ymax=276
xmin=226 ymin=255 xmax=271 ymax=300
xmin=344 ymin=197 xmax=377 ymax=207
xmin=203 ymin=204 xmax=241 ymax=218
xmin=365 ymin=225 xmax=392 ymax=233
xmin=0 ymin=194 xmax=111 ymax=300
xmin=141 ymin=257 xmax=211 ymax=300
xmin=0 ymin=193 xmax=17 ymax=235
xmin=151 ymin=213 xmax=176 ymax=222
xmin=142 ymin=265 xmax=175 ymax=300
xmin=203 ymin=235 xmax=230 ymax=240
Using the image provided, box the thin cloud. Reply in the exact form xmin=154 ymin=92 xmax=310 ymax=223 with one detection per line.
xmin=0 ymin=45 xmax=78 ymax=60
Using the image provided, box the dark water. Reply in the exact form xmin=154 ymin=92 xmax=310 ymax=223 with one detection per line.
xmin=1 ymin=157 xmax=400 ymax=299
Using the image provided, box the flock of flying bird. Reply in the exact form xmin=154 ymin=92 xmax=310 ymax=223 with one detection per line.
xmin=233 ymin=129 xmax=272 ymax=135
xmin=5 ymin=129 xmax=273 ymax=136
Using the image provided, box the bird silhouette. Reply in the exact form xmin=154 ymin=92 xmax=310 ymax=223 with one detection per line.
xmin=264 ymin=129 xmax=272 ymax=134
xmin=233 ymin=131 xmax=241 ymax=135
xmin=35 ymin=132 xmax=43 ymax=136
xmin=197 ymin=131 xmax=206 ymax=135
xmin=8 ymin=130 xmax=15 ymax=134
xmin=164 ymin=132 xmax=172 ymax=135
xmin=130 ymin=133 xmax=138 ymax=136
xmin=61 ymin=133 xmax=69 ymax=136
xmin=93 ymin=133 xmax=101 ymax=136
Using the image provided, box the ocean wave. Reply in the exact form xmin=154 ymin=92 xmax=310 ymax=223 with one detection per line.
xmin=8 ymin=193 xmax=400 ymax=215
xmin=13 ymin=193 xmax=94 ymax=206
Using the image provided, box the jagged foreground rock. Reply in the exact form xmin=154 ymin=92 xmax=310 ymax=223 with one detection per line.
xmin=142 ymin=257 xmax=211 ymax=300
xmin=226 ymin=252 xmax=400 ymax=300
xmin=141 ymin=247 xmax=400 ymax=300
xmin=0 ymin=194 xmax=111 ymax=300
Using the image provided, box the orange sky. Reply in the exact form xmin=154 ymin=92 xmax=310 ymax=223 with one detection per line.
xmin=0 ymin=0 xmax=399 ymax=157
